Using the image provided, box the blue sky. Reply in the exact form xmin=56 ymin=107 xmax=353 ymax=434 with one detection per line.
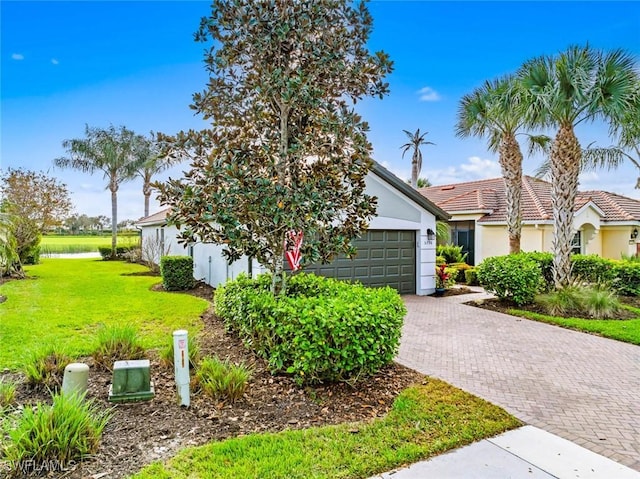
xmin=2 ymin=1 xmax=639 ymax=219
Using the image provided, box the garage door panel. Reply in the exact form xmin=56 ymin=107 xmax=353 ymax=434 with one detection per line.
xmin=297 ymin=230 xmax=416 ymax=294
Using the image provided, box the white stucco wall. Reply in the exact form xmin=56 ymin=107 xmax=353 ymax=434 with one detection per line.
xmin=139 ymin=169 xmax=439 ymax=295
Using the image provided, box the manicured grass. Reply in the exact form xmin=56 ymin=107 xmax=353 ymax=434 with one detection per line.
xmin=509 ymin=308 xmax=640 ymax=345
xmin=131 ymin=379 xmax=521 ymax=479
xmin=0 ymin=259 xmax=208 ymax=369
xmin=40 ymin=235 xmax=139 ymax=254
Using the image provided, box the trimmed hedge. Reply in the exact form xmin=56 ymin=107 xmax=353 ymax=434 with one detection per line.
xmin=477 ymin=254 xmax=543 ymax=305
xmin=160 ymin=256 xmax=194 ymax=291
xmin=519 ymin=252 xmax=554 ymax=290
xmin=215 ymin=273 xmax=406 ymax=385
xmin=571 ymin=254 xmax=616 ymax=284
xmin=612 ymin=262 xmax=640 ymax=296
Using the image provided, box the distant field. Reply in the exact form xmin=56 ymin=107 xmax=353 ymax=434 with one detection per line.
xmin=40 ymin=235 xmax=140 ymax=254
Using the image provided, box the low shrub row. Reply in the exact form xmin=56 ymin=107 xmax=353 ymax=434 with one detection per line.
xmin=98 ymin=246 xmax=138 ymax=260
xmin=477 ymin=252 xmax=640 ymax=305
xmin=215 ymin=273 xmax=406 ymax=385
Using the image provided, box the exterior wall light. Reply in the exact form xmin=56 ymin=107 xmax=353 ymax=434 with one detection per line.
xmin=632 ymin=228 xmax=639 ymax=240
xmin=426 ymin=228 xmax=435 ymax=244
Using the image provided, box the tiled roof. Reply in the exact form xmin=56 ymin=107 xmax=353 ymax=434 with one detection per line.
xmin=420 ymin=176 xmax=640 ymax=223
xmin=135 ymin=208 xmax=170 ymax=226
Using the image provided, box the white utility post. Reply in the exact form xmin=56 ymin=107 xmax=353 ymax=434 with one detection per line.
xmin=173 ymin=329 xmax=190 ymax=407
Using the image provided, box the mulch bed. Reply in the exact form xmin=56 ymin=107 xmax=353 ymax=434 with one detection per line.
xmin=466 ymin=295 xmax=639 ymax=320
xmin=1 ymin=282 xmax=425 ymax=479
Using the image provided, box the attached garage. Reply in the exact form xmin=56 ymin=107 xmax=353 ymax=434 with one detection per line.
xmin=304 ymin=230 xmax=416 ymax=294
xmin=137 ymin=161 xmax=449 ymax=295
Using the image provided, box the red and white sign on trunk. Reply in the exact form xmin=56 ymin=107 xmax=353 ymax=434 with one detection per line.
xmin=285 ymin=230 xmax=303 ymax=271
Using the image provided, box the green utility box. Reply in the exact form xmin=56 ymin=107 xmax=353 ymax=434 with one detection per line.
xmin=108 ymin=359 xmax=155 ymax=402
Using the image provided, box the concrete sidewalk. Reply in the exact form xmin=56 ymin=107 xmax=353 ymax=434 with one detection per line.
xmin=371 ymin=426 xmax=640 ymax=479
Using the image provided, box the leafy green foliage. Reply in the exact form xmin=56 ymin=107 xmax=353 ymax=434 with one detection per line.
xmin=519 ymin=252 xmax=554 ymax=291
xmin=215 ymin=273 xmax=406 ymax=385
xmin=93 ymin=325 xmax=146 ymax=370
xmin=535 ymin=285 xmax=584 ymax=317
xmin=0 ymin=378 xmax=17 ymax=409
xmin=477 ymin=254 xmax=543 ymax=305
xmin=196 ymin=356 xmax=252 ymax=403
xmin=1 ymin=392 xmax=110 ymax=474
xmin=401 ymin=129 xmax=434 ymax=188
xmin=612 ymin=261 xmax=640 ymax=296
xmin=159 ymin=334 xmax=201 ymax=370
xmin=571 ymin=254 xmax=616 ymax=284
xmin=449 ymin=262 xmax=471 ymax=283
xmin=464 ymin=267 xmax=479 ymax=286
xmin=23 ymin=348 xmax=73 ymax=391
xmin=156 ymin=0 xmax=392 ymax=294
xmin=0 ymin=168 xmax=73 ymax=233
xmin=160 ymin=255 xmax=194 ymax=291
xmin=436 ymin=244 xmax=467 ymax=264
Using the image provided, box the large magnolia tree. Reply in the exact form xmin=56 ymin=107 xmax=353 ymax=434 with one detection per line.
xmin=519 ymin=46 xmax=639 ymax=287
xmin=157 ymin=0 xmax=393 ymax=294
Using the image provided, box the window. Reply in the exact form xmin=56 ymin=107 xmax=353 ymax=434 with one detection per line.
xmin=571 ymin=231 xmax=582 ymax=255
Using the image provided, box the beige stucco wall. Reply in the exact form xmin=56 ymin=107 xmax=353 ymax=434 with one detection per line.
xmin=601 ymin=227 xmax=637 ymax=260
xmin=479 ymin=224 xmax=554 ymax=264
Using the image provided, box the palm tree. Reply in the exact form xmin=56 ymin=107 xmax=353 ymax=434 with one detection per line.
xmin=456 ymin=75 xmax=548 ymax=254
xmin=133 ymin=132 xmax=181 ymax=217
xmin=54 ymin=125 xmax=144 ymax=258
xmin=519 ymin=45 xmax=639 ymax=287
xmin=401 ymin=129 xmax=434 ymax=188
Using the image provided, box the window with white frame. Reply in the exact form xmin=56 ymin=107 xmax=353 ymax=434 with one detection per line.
xmin=570 ymin=231 xmax=582 ymax=255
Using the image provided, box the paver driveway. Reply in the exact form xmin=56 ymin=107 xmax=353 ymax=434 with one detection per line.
xmin=398 ymin=292 xmax=640 ymax=471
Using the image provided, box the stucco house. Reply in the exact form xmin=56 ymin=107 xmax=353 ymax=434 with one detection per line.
xmin=420 ymin=176 xmax=640 ymax=265
xmin=137 ymin=162 xmax=449 ymax=295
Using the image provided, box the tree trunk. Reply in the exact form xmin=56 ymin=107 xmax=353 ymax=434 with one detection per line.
xmin=551 ymin=124 xmax=581 ymax=288
xmin=143 ymin=173 xmax=152 ymax=217
xmin=499 ymin=133 xmax=523 ymax=254
xmin=410 ymin=151 xmax=419 ymax=189
xmin=143 ymin=191 xmax=151 ymax=218
xmin=110 ymin=183 xmax=118 ymax=260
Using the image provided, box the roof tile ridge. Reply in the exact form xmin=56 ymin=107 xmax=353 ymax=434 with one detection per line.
xmin=521 ymin=176 xmax=550 ymax=220
xmin=593 ymin=190 xmax=634 ymax=219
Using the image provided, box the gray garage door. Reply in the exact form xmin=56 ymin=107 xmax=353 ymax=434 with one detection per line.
xmin=302 ymin=230 xmax=416 ymax=294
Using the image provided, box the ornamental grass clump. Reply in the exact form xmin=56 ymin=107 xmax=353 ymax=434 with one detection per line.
xmin=195 ymin=356 xmax=252 ymax=403
xmin=1 ymin=392 xmax=110 ymax=475
xmin=159 ymin=334 xmax=201 ymax=371
xmin=22 ymin=348 xmax=73 ymax=391
xmin=0 ymin=378 xmax=17 ymax=409
xmin=535 ymin=283 xmax=623 ymax=319
xmin=93 ymin=325 xmax=146 ymax=370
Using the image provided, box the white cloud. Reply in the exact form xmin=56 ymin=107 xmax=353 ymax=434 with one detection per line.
xmin=427 ymin=156 xmax=501 ymax=185
xmin=417 ymin=86 xmax=441 ymax=102
xmin=51 ymin=58 xmax=59 ymax=65
xmin=11 ymin=53 xmax=24 ymax=60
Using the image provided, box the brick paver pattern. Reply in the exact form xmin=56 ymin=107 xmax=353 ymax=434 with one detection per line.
xmin=399 ymin=293 xmax=640 ymax=471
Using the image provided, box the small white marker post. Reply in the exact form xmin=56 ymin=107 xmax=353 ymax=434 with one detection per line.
xmin=173 ymin=330 xmax=190 ymax=407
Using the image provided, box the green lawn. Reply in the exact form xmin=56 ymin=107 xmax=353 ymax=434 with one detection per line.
xmin=509 ymin=308 xmax=640 ymax=345
xmin=132 ymin=379 xmax=520 ymax=479
xmin=0 ymin=258 xmax=208 ymax=369
xmin=40 ymin=235 xmax=139 ymax=254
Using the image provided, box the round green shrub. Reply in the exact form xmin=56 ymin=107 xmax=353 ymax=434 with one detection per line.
xmin=477 ymin=254 xmax=543 ymax=306
xmin=215 ymin=273 xmax=406 ymax=385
